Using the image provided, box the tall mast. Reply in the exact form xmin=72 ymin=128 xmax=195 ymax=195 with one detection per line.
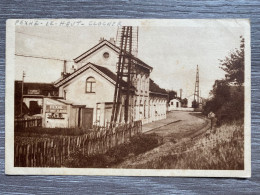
xmin=111 ymin=26 xmax=138 ymax=125
xmin=194 ymin=65 xmax=199 ymax=106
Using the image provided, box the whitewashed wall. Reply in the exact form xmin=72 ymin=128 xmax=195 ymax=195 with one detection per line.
xmin=75 ymin=45 xmax=119 ymax=73
xmin=59 ymin=68 xmax=115 ymax=124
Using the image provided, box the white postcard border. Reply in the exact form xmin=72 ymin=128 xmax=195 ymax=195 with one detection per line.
xmin=5 ymin=19 xmax=251 ymax=177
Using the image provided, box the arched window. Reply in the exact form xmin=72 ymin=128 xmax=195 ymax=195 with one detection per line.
xmin=86 ymin=77 xmax=96 ymax=93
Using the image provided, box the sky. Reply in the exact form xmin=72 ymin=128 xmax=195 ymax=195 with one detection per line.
xmin=15 ymin=22 xmax=244 ymax=99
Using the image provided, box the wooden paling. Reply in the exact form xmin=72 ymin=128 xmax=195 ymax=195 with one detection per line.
xmin=14 ymin=120 xmax=142 ymax=167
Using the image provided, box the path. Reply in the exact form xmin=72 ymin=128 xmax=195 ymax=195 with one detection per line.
xmin=114 ymin=111 xmax=210 ymax=168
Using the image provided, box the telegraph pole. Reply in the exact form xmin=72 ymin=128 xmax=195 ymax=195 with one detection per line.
xmin=194 ymin=65 xmax=199 ymax=107
xmin=21 ymin=71 xmax=25 ymax=115
xmin=200 ymin=90 xmax=202 ymax=104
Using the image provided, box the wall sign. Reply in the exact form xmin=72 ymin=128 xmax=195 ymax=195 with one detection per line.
xmin=46 ymin=105 xmax=67 ymax=113
xmin=28 ymin=89 xmax=40 ymax=94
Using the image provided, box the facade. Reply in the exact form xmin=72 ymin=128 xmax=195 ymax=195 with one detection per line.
xmin=54 ymin=39 xmax=168 ymax=127
xmin=42 ymin=98 xmax=88 ymax=128
xmin=15 ymin=81 xmax=59 ymax=116
xmin=169 ymin=98 xmax=195 ymax=112
xmin=169 ymin=98 xmax=182 ymax=110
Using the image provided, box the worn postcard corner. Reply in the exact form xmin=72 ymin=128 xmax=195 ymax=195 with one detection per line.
xmin=5 ymin=19 xmax=251 ymax=177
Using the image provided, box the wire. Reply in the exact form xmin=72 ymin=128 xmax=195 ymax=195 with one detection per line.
xmin=15 ymin=53 xmax=73 ymax=62
xmin=16 ymin=31 xmax=65 ymax=43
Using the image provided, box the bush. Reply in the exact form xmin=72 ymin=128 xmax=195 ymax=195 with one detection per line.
xmin=203 ymin=83 xmax=244 ymax=125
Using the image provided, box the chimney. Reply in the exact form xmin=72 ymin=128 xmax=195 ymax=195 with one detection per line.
xmin=132 ymin=48 xmax=138 ymax=57
xmin=99 ymin=37 xmax=105 ymax=43
xmin=109 ymin=37 xmax=115 ymax=45
xmin=61 ymin=60 xmax=67 ymax=78
xmin=180 ymin=89 xmax=182 ymax=99
xmin=70 ymin=65 xmax=76 ymax=73
xmin=63 ymin=60 xmax=67 ymax=73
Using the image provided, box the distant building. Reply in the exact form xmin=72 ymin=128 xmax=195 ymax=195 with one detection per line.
xmin=169 ymin=98 xmax=182 ymax=111
xmin=168 ymin=97 xmax=195 ymax=112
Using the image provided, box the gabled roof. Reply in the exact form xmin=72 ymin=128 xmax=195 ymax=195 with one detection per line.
xmin=15 ymin=81 xmax=58 ymax=96
xmin=73 ymin=39 xmax=153 ymax=71
xmin=74 ymin=40 xmax=119 ymax=63
xmin=54 ymin=62 xmax=128 ymax=88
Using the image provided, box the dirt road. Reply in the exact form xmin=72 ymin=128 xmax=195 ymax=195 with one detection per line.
xmin=114 ymin=111 xmax=210 ymax=168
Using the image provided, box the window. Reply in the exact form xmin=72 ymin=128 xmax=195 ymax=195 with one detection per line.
xmin=64 ymin=90 xmax=66 ymax=99
xmin=103 ymin=52 xmax=109 ymax=59
xmin=140 ymin=78 xmax=143 ymax=92
xmin=142 ymin=77 xmax=146 ymax=92
xmin=86 ymin=77 xmax=96 ymax=93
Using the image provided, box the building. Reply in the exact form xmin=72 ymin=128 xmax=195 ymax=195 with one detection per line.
xmin=15 ymin=81 xmax=59 ymax=117
xmin=168 ymin=98 xmax=182 ymax=111
xmin=168 ymin=98 xmax=195 ymax=112
xmin=17 ymin=38 xmax=168 ymax=128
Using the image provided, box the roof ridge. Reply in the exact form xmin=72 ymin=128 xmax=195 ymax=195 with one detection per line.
xmin=73 ymin=39 xmax=153 ymax=71
xmin=54 ymin=62 xmax=120 ymax=88
xmin=15 ymin=81 xmax=54 ymax=85
xmin=74 ymin=40 xmax=119 ymax=62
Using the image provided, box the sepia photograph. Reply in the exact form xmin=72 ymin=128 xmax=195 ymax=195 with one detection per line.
xmin=5 ymin=19 xmax=251 ymax=176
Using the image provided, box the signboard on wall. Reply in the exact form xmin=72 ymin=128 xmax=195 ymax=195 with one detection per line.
xmin=28 ymin=89 xmax=40 ymax=95
xmin=45 ymin=105 xmax=67 ymax=119
xmin=46 ymin=105 xmax=67 ymax=113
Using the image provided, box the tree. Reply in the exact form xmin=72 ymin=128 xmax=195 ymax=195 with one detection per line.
xmin=219 ymin=36 xmax=244 ymax=86
xmin=181 ymin=98 xmax=188 ymax=107
xmin=168 ymin=90 xmax=177 ymax=103
xmin=192 ymin=100 xmax=199 ymax=108
xmin=203 ymin=36 xmax=245 ymax=124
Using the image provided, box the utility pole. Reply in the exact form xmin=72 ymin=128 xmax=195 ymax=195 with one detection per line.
xmin=21 ymin=71 xmax=25 ymax=115
xmin=200 ymin=90 xmax=202 ymax=104
xmin=194 ymin=65 xmax=199 ymax=107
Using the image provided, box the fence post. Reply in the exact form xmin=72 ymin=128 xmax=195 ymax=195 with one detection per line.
xmin=26 ymin=144 xmax=30 ymax=167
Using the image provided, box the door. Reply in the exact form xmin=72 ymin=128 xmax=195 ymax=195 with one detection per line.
xmin=29 ymin=101 xmax=41 ymax=114
xmin=81 ymin=108 xmax=93 ymax=129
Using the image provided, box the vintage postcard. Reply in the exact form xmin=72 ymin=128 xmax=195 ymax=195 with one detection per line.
xmin=5 ymin=19 xmax=251 ymax=177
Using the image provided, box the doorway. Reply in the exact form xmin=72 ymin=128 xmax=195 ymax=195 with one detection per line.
xmin=81 ymin=108 xmax=93 ymax=129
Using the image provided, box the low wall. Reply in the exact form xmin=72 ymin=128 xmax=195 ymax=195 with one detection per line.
xmin=169 ymin=107 xmax=195 ymax=112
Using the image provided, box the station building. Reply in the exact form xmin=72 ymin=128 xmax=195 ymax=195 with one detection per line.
xmin=16 ymin=38 xmax=168 ymax=128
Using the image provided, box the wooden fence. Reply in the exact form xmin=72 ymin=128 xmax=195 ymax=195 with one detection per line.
xmin=15 ymin=117 xmax=42 ymax=130
xmin=14 ymin=120 xmax=142 ymax=167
